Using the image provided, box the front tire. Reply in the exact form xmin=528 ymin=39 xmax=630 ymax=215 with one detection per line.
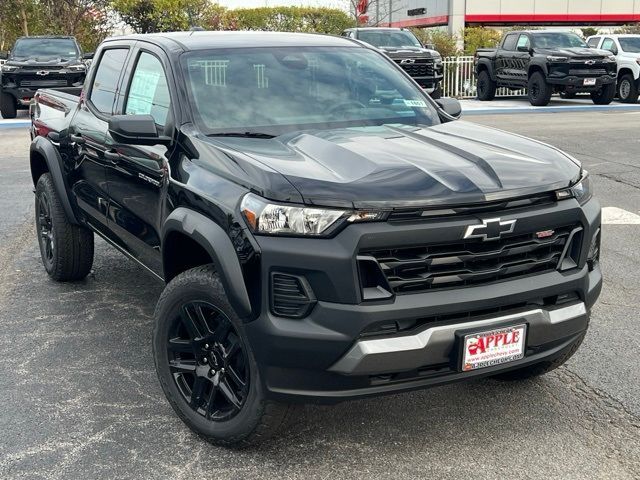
xmin=591 ymin=82 xmax=616 ymax=105
xmin=35 ymin=173 xmax=94 ymax=281
xmin=1 ymin=92 xmax=17 ymax=119
xmin=153 ymin=265 xmax=297 ymax=447
xmin=527 ymin=71 xmax=552 ymax=106
xmin=492 ymin=332 xmax=586 ymax=381
xmin=618 ymin=74 xmax=639 ymax=103
xmin=476 ymin=70 xmax=496 ymax=101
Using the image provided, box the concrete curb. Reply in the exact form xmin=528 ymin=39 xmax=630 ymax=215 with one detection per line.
xmin=0 ymin=120 xmax=30 ymax=129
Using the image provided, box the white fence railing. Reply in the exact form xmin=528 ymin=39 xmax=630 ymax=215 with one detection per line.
xmin=441 ymin=56 xmax=526 ymax=99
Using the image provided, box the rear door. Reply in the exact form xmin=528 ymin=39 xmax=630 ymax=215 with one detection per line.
xmin=104 ymin=44 xmax=175 ymax=275
xmin=69 ymin=44 xmax=131 ymax=232
xmin=496 ymin=34 xmax=518 ymax=83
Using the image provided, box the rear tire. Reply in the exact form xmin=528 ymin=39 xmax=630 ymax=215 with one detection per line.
xmin=476 ymin=70 xmax=496 ymax=101
xmin=1 ymin=92 xmax=17 ymax=119
xmin=35 ymin=173 xmax=94 ymax=281
xmin=527 ymin=71 xmax=552 ymax=106
xmin=591 ymin=82 xmax=616 ymax=105
xmin=617 ymin=74 xmax=639 ymax=103
xmin=492 ymin=332 xmax=586 ymax=381
xmin=153 ymin=265 xmax=298 ymax=447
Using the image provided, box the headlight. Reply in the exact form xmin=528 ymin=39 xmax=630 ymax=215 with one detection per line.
xmin=67 ymin=64 xmax=86 ymax=72
xmin=556 ymin=172 xmax=592 ymax=205
xmin=547 ymin=56 xmax=569 ymax=63
xmin=606 ymin=55 xmax=616 ymax=62
xmin=240 ymin=193 xmax=384 ymax=236
xmin=434 ymin=55 xmax=443 ymax=65
xmin=1 ymin=65 xmax=18 ymax=72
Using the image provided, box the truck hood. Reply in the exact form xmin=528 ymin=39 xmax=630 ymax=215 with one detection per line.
xmin=534 ymin=47 xmax=611 ymax=58
xmin=200 ymin=122 xmax=581 ymax=209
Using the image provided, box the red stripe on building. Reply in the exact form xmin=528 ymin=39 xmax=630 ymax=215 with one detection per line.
xmin=381 ymin=15 xmax=449 ymax=28
xmin=465 ymin=14 xmax=640 ymax=24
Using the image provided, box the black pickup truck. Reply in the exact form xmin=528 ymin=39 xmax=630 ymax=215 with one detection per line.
xmin=1 ymin=36 xmax=90 ymax=119
xmin=343 ymin=27 xmax=444 ymax=98
xmin=30 ymin=31 xmax=601 ymax=446
xmin=475 ymin=30 xmax=617 ymax=106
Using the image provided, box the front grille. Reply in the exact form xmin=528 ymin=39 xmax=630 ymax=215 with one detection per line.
xmin=270 ymin=273 xmax=316 ymax=318
xmin=361 ymin=224 xmax=580 ymax=294
xmin=21 ymin=65 xmax=64 ymax=71
xmin=396 ymin=60 xmax=434 ymax=78
xmin=20 ymin=79 xmax=68 ymax=87
xmin=569 ymin=68 xmax=608 ymax=76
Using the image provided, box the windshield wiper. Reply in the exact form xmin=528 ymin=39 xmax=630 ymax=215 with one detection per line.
xmin=208 ymin=132 xmax=276 ymax=139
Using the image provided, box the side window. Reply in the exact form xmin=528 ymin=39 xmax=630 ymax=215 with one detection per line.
xmin=502 ymin=34 xmax=517 ymax=51
xmin=587 ymin=37 xmax=601 ymax=48
xmin=124 ymin=52 xmax=171 ymax=127
xmin=90 ymin=48 xmax=129 ymax=114
xmin=601 ymin=38 xmax=618 ymax=55
xmin=516 ymin=35 xmax=530 ymax=50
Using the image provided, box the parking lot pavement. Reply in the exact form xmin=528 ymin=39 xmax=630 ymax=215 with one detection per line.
xmin=1 ymin=112 xmax=639 ymax=479
xmin=461 ymin=96 xmax=640 ymax=115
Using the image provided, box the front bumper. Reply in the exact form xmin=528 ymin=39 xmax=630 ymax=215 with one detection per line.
xmin=244 ymin=197 xmax=602 ymax=404
xmin=547 ymin=72 xmax=617 ymax=90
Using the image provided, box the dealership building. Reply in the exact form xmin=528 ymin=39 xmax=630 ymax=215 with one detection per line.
xmin=358 ymin=1 xmax=640 ymax=35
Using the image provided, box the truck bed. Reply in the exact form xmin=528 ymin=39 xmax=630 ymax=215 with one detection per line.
xmin=30 ymin=87 xmax=81 ymax=138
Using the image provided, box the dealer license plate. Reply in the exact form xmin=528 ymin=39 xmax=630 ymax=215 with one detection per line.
xmin=584 ymin=78 xmax=597 ymax=86
xmin=461 ymin=324 xmax=526 ymax=372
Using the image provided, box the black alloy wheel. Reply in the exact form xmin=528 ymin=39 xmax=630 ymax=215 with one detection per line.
xmin=167 ymin=300 xmax=249 ymax=421
xmin=36 ymin=191 xmax=55 ymax=269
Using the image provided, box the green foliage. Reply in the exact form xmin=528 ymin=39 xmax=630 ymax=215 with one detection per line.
xmin=463 ymin=27 xmax=502 ymax=55
xmin=110 ymin=0 xmax=213 ymax=33
xmin=232 ymin=7 xmax=355 ymax=34
xmin=615 ymin=24 xmax=640 ymax=34
xmin=581 ymin=27 xmax=600 ymax=39
xmin=411 ymin=28 xmax=459 ymax=57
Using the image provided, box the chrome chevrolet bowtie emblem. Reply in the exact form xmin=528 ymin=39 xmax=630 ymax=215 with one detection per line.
xmin=36 ymin=70 xmax=50 ymax=76
xmin=585 ymin=60 xmax=596 ymax=65
xmin=464 ymin=218 xmax=516 ymax=241
xmin=400 ymin=58 xmax=415 ymax=64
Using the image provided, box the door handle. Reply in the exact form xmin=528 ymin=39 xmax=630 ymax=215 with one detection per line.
xmin=104 ymin=149 xmax=121 ymax=163
xmin=69 ymin=134 xmax=85 ymax=145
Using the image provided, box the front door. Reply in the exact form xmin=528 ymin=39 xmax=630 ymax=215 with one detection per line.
xmin=104 ymin=49 xmax=173 ymax=276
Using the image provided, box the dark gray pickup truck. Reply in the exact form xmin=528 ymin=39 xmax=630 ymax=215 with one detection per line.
xmin=29 ymin=31 xmax=601 ymax=447
xmin=475 ymin=30 xmax=617 ymax=106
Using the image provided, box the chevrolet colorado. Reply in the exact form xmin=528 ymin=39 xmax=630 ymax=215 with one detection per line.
xmin=1 ymin=36 xmax=90 ymax=119
xmin=586 ymin=34 xmax=640 ymax=103
xmin=342 ymin=27 xmax=444 ymax=98
xmin=476 ymin=30 xmax=617 ymax=106
xmin=29 ymin=31 xmax=601 ymax=447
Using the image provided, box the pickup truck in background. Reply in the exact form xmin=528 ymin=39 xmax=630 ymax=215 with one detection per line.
xmin=342 ymin=27 xmax=444 ymax=98
xmin=475 ymin=30 xmax=618 ymax=106
xmin=0 ymin=36 xmax=91 ymax=119
xmin=587 ymin=34 xmax=640 ymax=103
xmin=29 ymin=31 xmax=601 ymax=447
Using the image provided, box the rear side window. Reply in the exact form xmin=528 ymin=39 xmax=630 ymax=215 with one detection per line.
xmin=90 ymin=48 xmax=129 ymax=114
xmin=502 ymin=34 xmax=518 ymax=51
xmin=124 ymin=52 xmax=171 ymax=127
xmin=587 ymin=37 xmax=601 ymax=48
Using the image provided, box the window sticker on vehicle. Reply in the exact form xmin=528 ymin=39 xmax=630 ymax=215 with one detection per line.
xmin=404 ymin=99 xmax=427 ymax=108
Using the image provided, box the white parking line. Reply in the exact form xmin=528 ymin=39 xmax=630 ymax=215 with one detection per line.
xmin=602 ymin=207 xmax=640 ymax=225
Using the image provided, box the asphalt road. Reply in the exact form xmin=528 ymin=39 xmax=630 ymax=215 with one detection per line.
xmin=1 ymin=111 xmax=639 ymax=479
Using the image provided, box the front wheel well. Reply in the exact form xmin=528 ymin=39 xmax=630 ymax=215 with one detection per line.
xmin=617 ymin=68 xmax=637 ymax=82
xmin=162 ymin=231 xmax=214 ymax=283
xmin=528 ymin=65 xmax=545 ymax=79
xmin=30 ymin=151 xmax=49 ymax=186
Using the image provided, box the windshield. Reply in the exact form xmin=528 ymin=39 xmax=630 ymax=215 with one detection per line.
xmin=357 ymin=30 xmax=422 ymax=48
xmin=11 ymin=38 xmax=79 ymax=59
xmin=531 ymin=33 xmax=588 ymax=49
xmin=183 ymin=47 xmax=439 ymax=136
xmin=619 ymin=37 xmax=640 ymax=53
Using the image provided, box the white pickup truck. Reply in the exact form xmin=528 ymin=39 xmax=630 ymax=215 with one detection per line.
xmin=587 ymin=34 xmax=640 ymax=103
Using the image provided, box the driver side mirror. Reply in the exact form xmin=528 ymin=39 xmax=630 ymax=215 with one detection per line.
xmin=423 ymin=43 xmax=436 ymax=51
xmin=0 ymin=52 xmax=7 ymax=60
xmin=434 ymin=98 xmax=462 ymax=119
xmin=517 ymin=45 xmax=531 ymax=53
xmin=108 ymin=115 xmax=172 ymax=146
xmin=82 ymin=52 xmax=94 ymax=60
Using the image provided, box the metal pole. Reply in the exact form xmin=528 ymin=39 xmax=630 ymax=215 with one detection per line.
xmin=389 ymin=0 xmax=392 ymax=25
